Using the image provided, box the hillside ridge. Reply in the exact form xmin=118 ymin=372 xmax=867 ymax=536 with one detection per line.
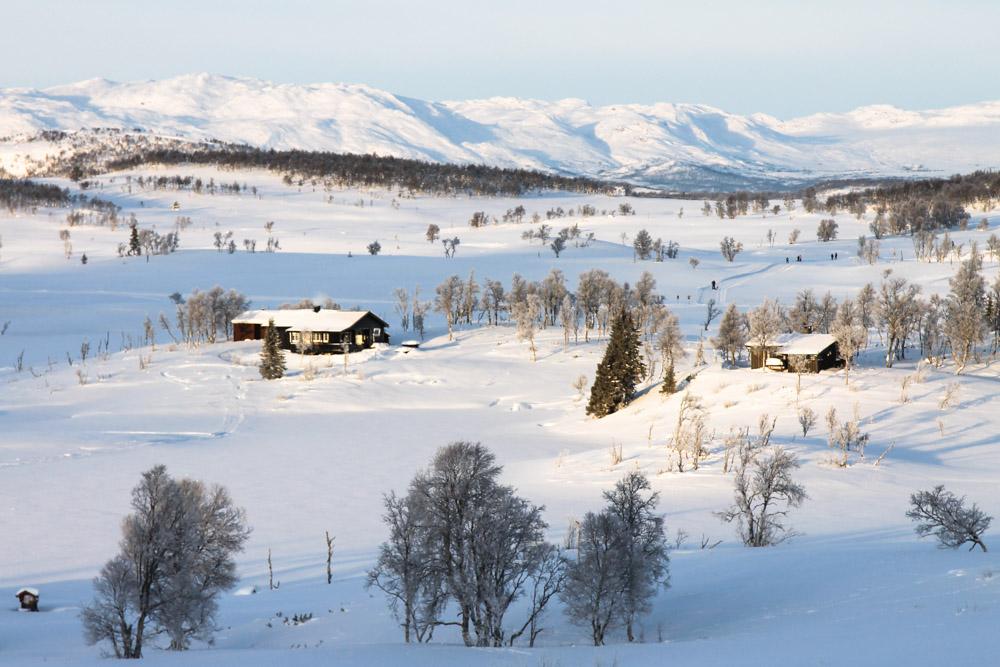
xmin=3 ymin=73 xmax=1000 ymax=189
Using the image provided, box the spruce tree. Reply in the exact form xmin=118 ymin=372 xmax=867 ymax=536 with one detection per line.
xmin=128 ymin=223 xmax=141 ymax=256
xmin=259 ymin=319 xmax=286 ymax=380
xmin=587 ymin=309 xmax=645 ymax=417
xmin=660 ymin=363 xmax=677 ymax=394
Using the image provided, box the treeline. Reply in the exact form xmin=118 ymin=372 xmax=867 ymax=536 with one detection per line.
xmin=695 ymin=181 xmax=983 ymax=240
xmin=0 ymin=178 xmax=118 ymax=214
xmin=712 ymin=244 xmax=1000 ymax=376
xmin=394 ymin=269 xmax=689 ymax=395
xmin=821 ymin=171 xmax=1000 ymax=239
xmin=102 ymin=146 xmax=625 ymax=197
xmin=88 ymin=173 xmax=258 ymax=197
xmin=826 ymin=170 xmax=1000 ymax=212
xmin=403 ymin=269 xmax=672 ymax=344
xmin=642 ymin=170 xmax=997 ymax=242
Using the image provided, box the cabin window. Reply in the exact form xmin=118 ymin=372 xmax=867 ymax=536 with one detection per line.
xmin=289 ymin=332 xmax=300 ymax=343
xmin=312 ymin=332 xmax=329 ymax=343
xmin=374 ymin=327 xmax=381 ymax=337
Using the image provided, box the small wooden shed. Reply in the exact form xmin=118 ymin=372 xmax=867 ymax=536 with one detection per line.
xmin=747 ymin=333 xmax=841 ymax=373
xmin=16 ymin=588 xmax=39 ymax=611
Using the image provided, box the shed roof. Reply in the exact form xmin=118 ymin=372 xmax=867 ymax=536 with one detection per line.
xmin=747 ymin=333 xmax=837 ymax=355
xmin=233 ymin=309 xmax=383 ymax=332
xmin=778 ymin=333 xmax=837 ymax=355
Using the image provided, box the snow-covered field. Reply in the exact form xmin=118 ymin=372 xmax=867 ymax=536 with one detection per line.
xmin=2 ymin=168 xmax=1000 ymax=664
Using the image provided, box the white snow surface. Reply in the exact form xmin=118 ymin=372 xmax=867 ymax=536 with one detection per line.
xmin=2 ymin=74 xmax=1000 ymax=187
xmin=2 ymin=167 xmax=1000 ymax=664
xmin=233 ymin=308 xmax=374 ymax=331
xmin=759 ymin=332 xmax=838 ymax=355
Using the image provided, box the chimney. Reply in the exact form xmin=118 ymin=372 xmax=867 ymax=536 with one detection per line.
xmin=313 ymin=305 xmax=321 ymax=313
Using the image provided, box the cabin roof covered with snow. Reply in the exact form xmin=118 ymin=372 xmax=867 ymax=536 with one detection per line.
xmin=747 ymin=333 xmax=837 ymax=356
xmin=232 ymin=309 xmax=386 ymax=332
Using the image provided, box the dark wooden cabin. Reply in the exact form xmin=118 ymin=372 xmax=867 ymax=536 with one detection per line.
xmin=746 ymin=333 xmax=841 ymax=373
xmin=16 ymin=588 xmax=39 ymax=612
xmin=233 ymin=307 xmax=390 ymax=354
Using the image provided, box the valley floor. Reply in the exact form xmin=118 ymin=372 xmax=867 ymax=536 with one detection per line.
xmin=2 ymin=168 xmax=999 ymax=664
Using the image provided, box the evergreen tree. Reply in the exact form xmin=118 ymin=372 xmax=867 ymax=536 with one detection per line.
xmin=128 ymin=223 xmax=141 ymax=256
xmin=587 ymin=309 xmax=645 ymax=418
xmin=259 ymin=318 xmax=286 ymax=379
xmin=660 ymin=363 xmax=677 ymax=394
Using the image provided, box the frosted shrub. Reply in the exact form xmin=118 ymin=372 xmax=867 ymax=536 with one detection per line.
xmin=826 ymin=406 xmax=870 ymax=466
xmin=719 ymin=236 xmax=743 ymax=262
xmin=899 ymin=375 xmax=912 ymax=404
xmin=81 ymin=466 xmax=249 ymax=657
xmin=609 ymin=442 xmax=623 ymax=466
xmin=797 ymin=406 xmax=816 ymax=437
xmin=817 ymin=219 xmax=839 ymax=242
xmin=907 ymin=485 xmax=991 ymax=552
xmin=368 ymin=442 xmax=559 ymax=647
xmin=561 ymin=472 xmax=668 ymax=645
xmin=939 ymin=382 xmax=960 ymax=409
xmin=718 ymin=443 xmax=806 ymax=547
xmin=669 ymin=392 xmax=707 ymax=472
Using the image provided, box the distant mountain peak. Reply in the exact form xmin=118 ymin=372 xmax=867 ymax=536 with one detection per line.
xmin=2 ymin=74 xmax=999 ymax=189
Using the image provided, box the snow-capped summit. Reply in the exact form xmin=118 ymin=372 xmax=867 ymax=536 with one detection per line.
xmin=2 ymin=74 xmax=1000 ymax=188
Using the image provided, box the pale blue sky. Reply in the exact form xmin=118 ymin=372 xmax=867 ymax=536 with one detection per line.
xmin=4 ymin=0 xmax=997 ymax=118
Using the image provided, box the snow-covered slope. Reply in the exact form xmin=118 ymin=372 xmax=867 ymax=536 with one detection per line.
xmin=3 ymin=167 xmax=1000 ymax=663
xmin=3 ymin=74 xmax=1000 ymax=188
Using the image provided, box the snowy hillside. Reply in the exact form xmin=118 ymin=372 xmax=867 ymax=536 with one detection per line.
xmin=2 ymin=165 xmax=1000 ymax=664
xmin=2 ymin=74 xmax=1000 ymax=188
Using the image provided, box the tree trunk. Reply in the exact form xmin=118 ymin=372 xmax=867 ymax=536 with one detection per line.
xmin=460 ymin=607 xmax=473 ymax=647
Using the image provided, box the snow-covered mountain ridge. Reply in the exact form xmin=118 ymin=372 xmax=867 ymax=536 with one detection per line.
xmin=2 ymin=73 xmax=1000 ymax=189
